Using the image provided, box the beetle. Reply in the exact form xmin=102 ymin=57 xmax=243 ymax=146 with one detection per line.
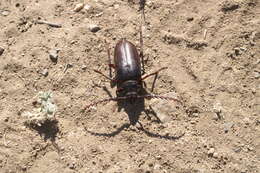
xmin=85 ymin=35 xmax=181 ymax=109
xmin=84 ymin=1 xmax=181 ymax=109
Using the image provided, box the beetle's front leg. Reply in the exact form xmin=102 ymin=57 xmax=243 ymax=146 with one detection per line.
xmin=105 ymin=39 xmax=114 ymax=78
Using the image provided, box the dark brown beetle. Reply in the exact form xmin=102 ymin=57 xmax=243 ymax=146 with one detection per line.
xmin=85 ymin=1 xmax=181 ymax=109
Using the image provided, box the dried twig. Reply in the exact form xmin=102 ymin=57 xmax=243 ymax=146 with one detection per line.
xmin=36 ymin=20 xmax=62 ymax=28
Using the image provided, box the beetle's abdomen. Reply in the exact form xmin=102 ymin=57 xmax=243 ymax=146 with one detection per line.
xmin=114 ymin=39 xmax=142 ymax=81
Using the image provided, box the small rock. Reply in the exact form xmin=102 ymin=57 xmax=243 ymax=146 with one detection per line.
xmin=40 ymin=69 xmax=49 ymax=77
xmin=81 ymin=65 xmax=87 ymax=70
xmin=49 ymin=49 xmax=59 ymax=63
xmin=213 ymin=102 xmax=223 ymax=119
xmin=95 ymin=12 xmax=103 ymax=17
xmin=154 ymin=164 xmax=162 ymax=170
xmin=84 ymin=4 xmax=92 ymax=11
xmin=68 ymin=162 xmax=76 ymax=169
xmin=114 ymin=4 xmax=120 ymax=9
xmin=73 ymin=3 xmax=84 ymax=12
xmin=146 ymin=0 xmax=153 ymax=7
xmin=187 ymin=17 xmax=194 ymax=21
xmin=190 ymin=120 xmax=196 ymax=124
xmin=213 ymin=152 xmax=219 ymax=158
xmin=239 ymin=47 xmax=247 ymax=51
xmin=88 ymin=24 xmax=101 ymax=33
xmin=224 ymin=122 xmax=234 ymax=133
xmin=243 ymin=117 xmax=250 ymax=125
xmin=253 ymin=71 xmax=260 ymax=79
xmin=234 ymin=47 xmax=241 ymax=55
xmin=221 ymin=1 xmax=239 ymax=12
xmin=1 ymin=10 xmax=10 ymax=16
xmin=248 ymin=146 xmax=254 ymax=151
xmin=66 ymin=63 xmax=73 ymax=69
xmin=256 ymin=119 xmax=260 ymax=125
xmin=155 ymin=155 xmax=161 ymax=160
xmin=0 ymin=47 xmax=4 ymax=55
xmin=208 ymin=148 xmax=215 ymax=156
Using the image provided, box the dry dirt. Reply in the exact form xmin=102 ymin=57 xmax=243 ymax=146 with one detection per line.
xmin=0 ymin=0 xmax=260 ymax=172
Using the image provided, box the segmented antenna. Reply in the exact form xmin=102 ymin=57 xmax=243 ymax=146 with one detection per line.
xmin=140 ymin=0 xmax=146 ymax=22
xmin=138 ymin=94 xmax=182 ymax=104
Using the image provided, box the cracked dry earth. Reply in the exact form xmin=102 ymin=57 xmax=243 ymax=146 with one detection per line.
xmin=0 ymin=0 xmax=259 ymax=172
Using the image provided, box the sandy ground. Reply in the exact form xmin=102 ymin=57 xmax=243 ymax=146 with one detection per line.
xmin=0 ymin=0 xmax=259 ymax=172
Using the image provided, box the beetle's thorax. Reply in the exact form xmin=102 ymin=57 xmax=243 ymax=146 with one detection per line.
xmin=117 ymin=80 xmax=142 ymax=97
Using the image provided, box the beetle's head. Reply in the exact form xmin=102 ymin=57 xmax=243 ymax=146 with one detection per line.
xmin=117 ymin=80 xmax=142 ymax=99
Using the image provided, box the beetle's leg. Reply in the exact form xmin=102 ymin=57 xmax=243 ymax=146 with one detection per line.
xmin=102 ymin=86 xmax=113 ymax=98
xmin=141 ymin=67 xmax=167 ymax=80
xmin=105 ymin=39 xmax=114 ymax=78
xmin=141 ymin=67 xmax=167 ymax=92
xmin=109 ymin=64 xmax=115 ymax=69
xmin=93 ymin=69 xmax=116 ymax=82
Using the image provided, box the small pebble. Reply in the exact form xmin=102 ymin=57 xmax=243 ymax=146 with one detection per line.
xmin=0 ymin=47 xmax=4 ymax=55
xmin=49 ymin=49 xmax=59 ymax=62
xmin=81 ymin=65 xmax=87 ymax=70
xmin=40 ymin=69 xmax=49 ymax=77
xmin=213 ymin=152 xmax=218 ymax=158
xmin=187 ymin=17 xmax=194 ymax=21
xmin=73 ymin=3 xmax=84 ymax=12
xmin=114 ymin=4 xmax=119 ymax=9
xmin=253 ymin=71 xmax=260 ymax=79
xmin=208 ymin=148 xmax=215 ymax=156
xmin=243 ymin=117 xmax=250 ymax=125
xmin=190 ymin=120 xmax=196 ymax=124
xmin=155 ymin=155 xmax=162 ymax=160
xmin=213 ymin=103 xmax=222 ymax=114
xmin=248 ymin=146 xmax=254 ymax=151
xmin=146 ymin=0 xmax=153 ymax=7
xmin=68 ymin=162 xmax=76 ymax=169
xmin=213 ymin=102 xmax=223 ymax=119
xmin=234 ymin=47 xmax=241 ymax=55
xmin=84 ymin=4 xmax=92 ymax=11
xmin=240 ymin=47 xmax=247 ymax=51
xmin=154 ymin=164 xmax=162 ymax=170
xmin=224 ymin=122 xmax=234 ymax=133
xmin=1 ymin=10 xmax=10 ymax=16
xmin=88 ymin=24 xmax=101 ymax=33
